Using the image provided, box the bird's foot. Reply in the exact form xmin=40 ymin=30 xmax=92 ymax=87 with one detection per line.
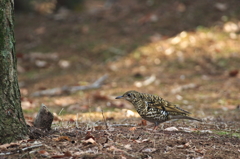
xmin=151 ymin=126 xmax=158 ymax=132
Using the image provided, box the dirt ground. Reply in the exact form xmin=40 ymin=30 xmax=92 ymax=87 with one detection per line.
xmin=1 ymin=0 xmax=240 ymax=158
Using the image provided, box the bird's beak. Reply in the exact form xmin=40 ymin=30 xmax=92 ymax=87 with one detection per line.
xmin=115 ymin=96 xmax=123 ymax=99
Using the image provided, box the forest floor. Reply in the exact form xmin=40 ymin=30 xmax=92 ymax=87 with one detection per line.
xmin=2 ymin=0 xmax=240 ymax=158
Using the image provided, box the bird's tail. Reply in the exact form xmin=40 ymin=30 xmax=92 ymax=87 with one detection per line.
xmin=169 ymin=115 xmax=202 ymax=122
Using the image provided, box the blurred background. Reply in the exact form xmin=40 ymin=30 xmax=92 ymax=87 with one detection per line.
xmin=15 ymin=0 xmax=240 ymax=122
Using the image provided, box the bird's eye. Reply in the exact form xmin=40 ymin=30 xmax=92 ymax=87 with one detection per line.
xmin=127 ymin=93 xmax=131 ymax=97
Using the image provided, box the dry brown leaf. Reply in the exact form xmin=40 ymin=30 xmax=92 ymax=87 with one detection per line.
xmin=95 ymin=125 xmax=103 ymax=130
xmin=184 ymin=142 xmax=190 ymax=148
xmin=138 ymin=120 xmax=147 ymax=126
xmin=106 ymin=117 xmax=114 ymax=120
xmin=85 ymin=131 xmax=95 ymax=140
xmin=53 ymin=136 xmax=71 ymax=142
xmin=107 ymin=145 xmax=123 ymax=152
xmin=195 ymin=148 xmax=206 ymax=154
xmin=82 ymin=138 xmax=96 ymax=145
xmin=0 ymin=143 xmax=19 ymax=150
xmin=92 ymin=91 xmax=110 ymax=101
xmin=176 ymin=145 xmax=185 ymax=149
xmin=229 ymin=70 xmax=238 ymax=77
xmin=64 ymin=151 xmax=72 ymax=157
xmin=68 ymin=118 xmax=75 ymax=122
xmin=38 ymin=150 xmax=49 ymax=155
xmin=134 ymin=138 xmax=150 ymax=143
xmin=129 ymin=127 xmax=137 ymax=131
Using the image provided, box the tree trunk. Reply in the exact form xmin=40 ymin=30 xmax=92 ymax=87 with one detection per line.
xmin=0 ymin=0 xmax=28 ymax=144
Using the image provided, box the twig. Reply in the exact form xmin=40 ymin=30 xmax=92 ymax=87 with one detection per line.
xmin=0 ymin=144 xmax=43 ymax=156
xmin=31 ymin=74 xmax=108 ymax=97
xmin=75 ymin=113 xmax=79 ymax=128
xmin=58 ymin=108 xmax=64 ymax=116
xmin=101 ymin=109 xmax=109 ymax=130
xmin=111 ymin=124 xmax=136 ymax=127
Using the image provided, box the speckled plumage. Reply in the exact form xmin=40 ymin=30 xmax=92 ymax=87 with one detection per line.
xmin=116 ymin=90 xmax=202 ymax=130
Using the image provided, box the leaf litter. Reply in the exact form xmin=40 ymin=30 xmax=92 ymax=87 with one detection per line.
xmin=11 ymin=0 xmax=240 ymax=158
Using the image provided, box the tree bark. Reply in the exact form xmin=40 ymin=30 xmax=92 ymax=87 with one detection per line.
xmin=0 ymin=0 xmax=28 ymax=144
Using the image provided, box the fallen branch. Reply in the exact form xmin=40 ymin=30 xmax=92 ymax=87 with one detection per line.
xmin=0 ymin=144 xmax=43 ymax=156
xmin=31 ymin=74 xmax=108 ymax=97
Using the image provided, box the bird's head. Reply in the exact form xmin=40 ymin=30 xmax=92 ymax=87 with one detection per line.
xmin=115 ymin=90 xmax=139 ymax=103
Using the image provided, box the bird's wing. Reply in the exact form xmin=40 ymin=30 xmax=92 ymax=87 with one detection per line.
xmin=147 ymin=101 xmax=190 ymax=114
xmin=145 ymin=94 xmax=190 ymax=114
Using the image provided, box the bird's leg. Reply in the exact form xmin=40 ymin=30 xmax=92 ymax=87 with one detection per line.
xmin=152 ymin=126 xmax=158 ymax=132
xmin=152 ymin=122 xmax=159 ymax=132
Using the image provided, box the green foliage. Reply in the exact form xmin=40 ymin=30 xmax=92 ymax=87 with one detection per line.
xmin=213 ymin=130 xmax=240 ymax=138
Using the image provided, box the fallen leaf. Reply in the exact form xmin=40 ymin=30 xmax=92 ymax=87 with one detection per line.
xmin=38 ymin=150 xmax=49 ymax=156
xmin=124 ymin=144 xmax=132 ymax=150
xmin=53 ymin=112 xmax=62 ymax=121
xmin=178 ymin=127 xmax=195 ymax=132
xmin=177 ymin=142 xmax=190 ymax=149
xmin=107 ymin=145 xmax=123 ymax=152
xmin=64 ymin=151 xmax=72 ymax=157
xmin=53 ymin=136 xmax=71 ymax=142
xmin=106 ymin=117 xmax=114 ymax=120
xmin=58 ymin=60 xmax=70 ymax=69
xmin=92 ymin=91 xmax=110 ymax=101
xmin=199 ymin=130 xmax=212 ymax=133
xmin=176 ymin=145 xmax=184 ymax=149
xmin=195 ymin=148 xmax=206 ymax=154
xmin=51 ymin=151 xmax=72 ymax=159
xmin=0 ymin=143 xmax=19 ymax=150
xmin=184 ymin=142 xmax=190 ymax=148
xmin=142 ymin=139 xmax=150 ymax=142
xmin=164 ymin=127 xmax=179 ymax=131
xmin=82 ymin=138 xmax=96 ymax=145
xmin=85 ymin=131 xmax=95 ymax=140
xmin=68 ymin=118 xmax=75 ymax=122
xmin=95 ymin=125 xmax=103 ymax=130
xmin=142 ymin=148 xmax=157 ymax=153
xmin=120 ymin=155 xmax=127 ymax=159
xmin=129 ymin=127 xmax=137 ymax=131
xmin=138 ymin=120 xmax=147 ymax=126
xmin=134 ymin=138 xmax=150 ymax=143
xmin=229 ymin=70 xmax=238 ymax=77
xmin=35 ymin=60 xmax=48 ymax=68
xmin=122 ymin=109 xmax=139 ymax=117
xmin=133 ymin=140 xmax=142 ymax=143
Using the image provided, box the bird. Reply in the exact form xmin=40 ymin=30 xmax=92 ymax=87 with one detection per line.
xmin=115 ymin=90 xmax=202 ymax=130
